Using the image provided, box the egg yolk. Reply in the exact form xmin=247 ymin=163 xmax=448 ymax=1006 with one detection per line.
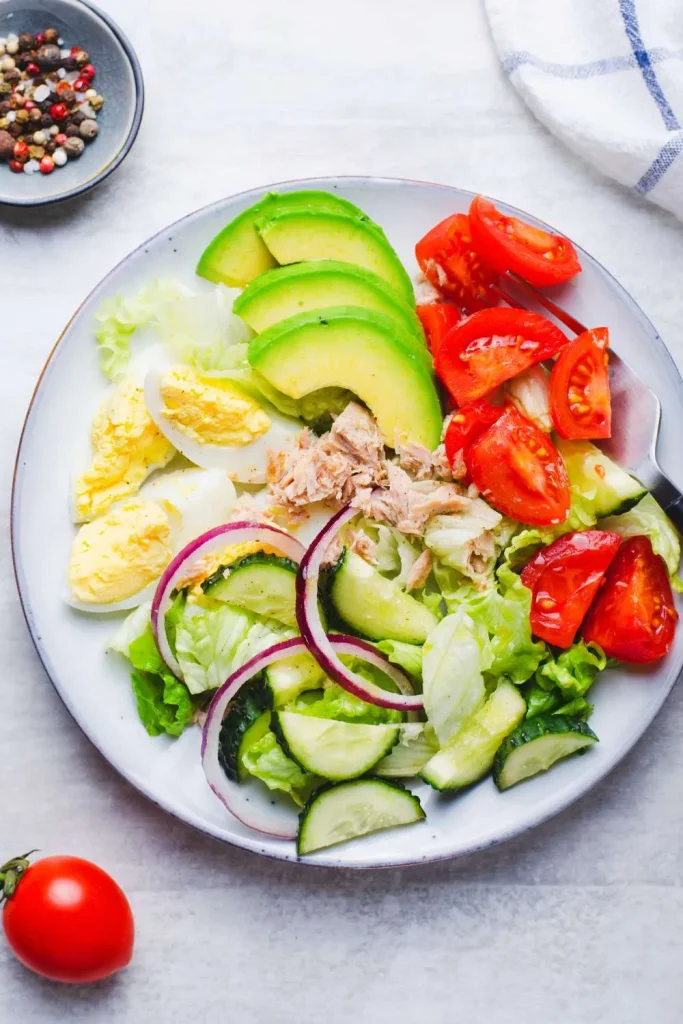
xmin=158 ymin=367 xmax=271 ymax=447
xmin=68 ymin=500 xmax=173 ymax=605
xmin=75 ymin=379 xmax=175 ymax=522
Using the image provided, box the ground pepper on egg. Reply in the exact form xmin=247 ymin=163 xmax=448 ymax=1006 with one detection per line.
xmin=156 ymin=367 xmax=273 ymax=447
xmin=0 ymin=28 xmax=105 ymax=176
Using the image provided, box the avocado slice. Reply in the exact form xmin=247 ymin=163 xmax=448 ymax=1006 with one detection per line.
xmin=233 ymin=260 xmax=426 ymax=347
xmin=196 ymin=190 xmax=373 ymax=288
xmin=255 ymin=210 xmax=414 ymax=303
xmin=248 ymin=307 xmax=442 ymax=449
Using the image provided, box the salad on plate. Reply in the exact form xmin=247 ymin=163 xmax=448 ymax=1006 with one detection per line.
xmin=65 ymin=188 xmax=681 ymax=855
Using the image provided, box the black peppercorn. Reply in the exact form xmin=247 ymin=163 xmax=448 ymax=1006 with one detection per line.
xmin=43 ymin=29 xmax=60 ymax=44
xmin=0 ymin=101 xmax=10 ymax=116
xmin=40 ymin=113 xmax=53 ymax=129
xmin=44 ymin=139 xmax=57 ymax=155
xmin=59 ymin=88 xmax=75 ymax=105
xmin=3 ymin=68 xmax=21 ymax=84
xmin=32 ymin=75 xmax=46 ymax=87
xmin=18 ymin=33 xmax=35 ymax=52
xmin=61 ymin=57 xmax=78 ymax=72
xmin=36 ymin=44 xmax=61 ymax=69
xmin=8 ymin=121 xmax=22 ymax=137
xmin=64 ymin=123 xmax=80 ymax=137
xmin=69 ymin=109 xmax=86 ymax=126
xmin=39 ymin=98 xmax=53 ymax=113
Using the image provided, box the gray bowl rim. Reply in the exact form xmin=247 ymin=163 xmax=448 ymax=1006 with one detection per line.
xmin=0 ymin=0 xmax=144 ymax=207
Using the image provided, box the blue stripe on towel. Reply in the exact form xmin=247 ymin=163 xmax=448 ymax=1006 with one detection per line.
xmin=619 ymin=0 xmax=680 ymax=131
xmin=504 ymin=47 xmax=683 ymax=80
xmin=635 ymin=132 xmax=683 ymax=194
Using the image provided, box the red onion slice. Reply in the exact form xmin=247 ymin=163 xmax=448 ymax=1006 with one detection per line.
xmin=151 ymin=521 xmax=305 ymax=678
xmin=202 ymin=634 xmax=415 ymax=839
xmin=296 ymin=505 xmax=424 ymax=712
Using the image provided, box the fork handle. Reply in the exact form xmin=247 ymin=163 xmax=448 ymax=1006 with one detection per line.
xmin=648 ymin=471 xmax=683 ymax=535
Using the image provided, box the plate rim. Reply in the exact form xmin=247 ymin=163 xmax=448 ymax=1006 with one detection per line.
xmin=11 ymin=174 xmax=683 ymax=869
xmin=0 ymin=0 xmax=145 ymax=208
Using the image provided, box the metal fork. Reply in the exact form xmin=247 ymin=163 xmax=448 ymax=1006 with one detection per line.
xmin=495 ymin=273 xmax=683 ymax=533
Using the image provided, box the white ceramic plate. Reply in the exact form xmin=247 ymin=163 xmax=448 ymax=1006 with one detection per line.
xmin=12 ymin=177 xmax=683 ymax=868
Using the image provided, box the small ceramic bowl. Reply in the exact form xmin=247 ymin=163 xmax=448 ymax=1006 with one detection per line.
xmin=0 ymin=0 xmax=143 ymax=206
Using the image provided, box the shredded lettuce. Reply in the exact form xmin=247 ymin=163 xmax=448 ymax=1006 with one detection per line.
xmin=174 ymin=600 xmax=294 ymax=695
xmin=503 ymin=364 xmax=552 ymax=432
xmin=422 ymin=609 xmax=489 ymax=745
xmin=501 ymin=529 xmax=546 ymax=573
xmin=240 ymin=728 xmax=318 ymax=806
xmin=600 ymin=493 xmax=683 ymax=590
xmin=291 ymin=682 xmax=403 ymax=725
xmin=425 ymin=499 xmax=503 ymax=584
xmin=535 ymin=641 xmax=607 ymax=701
xmin=154 ymin=286 xmax=253 ymax=370
xmin=95 ymin=279 xmax=192 ymax=381
xmin=363 ymin=522 xmax=421 ymax=586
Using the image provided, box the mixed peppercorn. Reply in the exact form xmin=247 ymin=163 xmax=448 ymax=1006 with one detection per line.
xmin=0 ymin=28 xmax=104 ymax=176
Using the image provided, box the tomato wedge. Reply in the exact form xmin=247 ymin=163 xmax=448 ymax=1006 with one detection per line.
xmin=521 ymin=530 xmax=622 ymax=648
xmin=416 ymin=302 xmax=462 ymax=357
xmin=444 ymin=399 xmax=503 ymax=470
xmin=435 ymin=307 xmax=569 ymax=406
xmin=468 ymin=196 xmax=582 ymax=288
xmin=550 ymin=327 xmax=611 ymax=440
xmin=582 ymin=536 xmax=677 ymax=663
xmin=415 ymin=212 xmax=498 ymax=313
xmin=466 ymin=406 xmax=571 ymax=526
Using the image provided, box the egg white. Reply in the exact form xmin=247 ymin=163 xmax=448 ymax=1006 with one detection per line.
xmin=143 ymin=368 xmax=301 ymax=484
xmin=64 ymin=467 xmax=238 ymax=614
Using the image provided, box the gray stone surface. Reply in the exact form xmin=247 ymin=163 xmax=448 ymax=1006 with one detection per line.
xmin=1 ymin=0 xmax=683 ymax=1019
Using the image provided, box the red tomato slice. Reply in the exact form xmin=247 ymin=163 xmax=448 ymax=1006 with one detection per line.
xmin=444 ymin=400 xmax=503 ymax=471
xmin=466 ymin=406 xmax=571 ymax=526
xmin=435 ymin=307 xmax=569 ymax=406
xmin=550 ymin=327 xmax=611 ymax=440
xmin=416 ymin=302 xmax=462 ymax=356
xmin=468 ymin=195 xmax=582 ymax=288
xmin=415 ymin=213 xmax=498 ymax=313
xmin=582 ymin=536 xmax=677 ymax=663
xmin=521 ymin=530 xmax=622 ymax=648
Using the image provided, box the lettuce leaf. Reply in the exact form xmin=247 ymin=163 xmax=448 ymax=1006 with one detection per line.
xmin=108 ymin=601 xmax=195 ymax=737
xmin=422 ymin=609 xmax=490 ymax=745
xmin=555 ymin=697 xmax=594 ymax=721
xmin=174 ymin=600 xmax=293 ymax=695
xmin=501 ymin=529 xmax=546 ymax=573
xmin=424 ymin=499 xmax=503 ymax=585
xmin=375 ymin=639 xmax=424 ymax=681
xmin=600 ymin=493 xmax=683 ymax=591
xmin=240 ymin=728 xmax=318 ymax=806
xmin=291 ymin=682 xmax=403 ymax=725
xmin=95 ymin=279 xmax=191 ymax=381
xmin=503 ymin=364 xmax=552 ymax=432
xmin=535 ymin=641 xmax=607 ymax=700
xmin=523 ymin=681 xmax=561 ymax=719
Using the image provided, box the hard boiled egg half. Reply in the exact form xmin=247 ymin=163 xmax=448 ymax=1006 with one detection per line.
xmin=144 ymin=364 xmax=300 ymax=483
xmin=65 ymin=467 xmax=237 ymax=614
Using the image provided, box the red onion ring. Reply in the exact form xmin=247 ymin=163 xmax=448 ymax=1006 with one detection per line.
xmin=296 ymin=505 xmax=424 ymax=711
xmin=151 ymin=521 xmax=305 ymax=678
xmin=201 ymin=634 xmax=416 ymax=838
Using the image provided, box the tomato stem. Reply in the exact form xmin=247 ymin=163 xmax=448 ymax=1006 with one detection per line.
xmin=0 ymin=851 xmax=37 ymax=903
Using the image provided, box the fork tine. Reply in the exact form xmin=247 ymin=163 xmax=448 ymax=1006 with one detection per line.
xmin=502 ymin=272 xmax=587 ymax=336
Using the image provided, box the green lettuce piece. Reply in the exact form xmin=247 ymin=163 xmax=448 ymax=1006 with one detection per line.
xmin=292 ymin=682 xmax=403 ymax=725
xmin=523 ymin=681 xmax=561 ymax=719
xmin=375 ymin=639 xmax=424 ymax=681
xmin=422 ymin=609 xmax=490 ymax=745
xmin=600 ymin=493 xmax=683 ymax=590
xmin=94 ymin=278 xmax=191 ymax=380
xmin=108 ymin=601 xmax=195 ymax=738
xmin=154 ymin=285 xmax=253 ymax=371
xmin=240 ymin=728 xmax=318 ymax=807
xmin=501 ymin=529 xmax=546 ymax=573
xmin=535 ymin=641 xmax=607 ymax=700
xmin=174 ymin=600 xmax=293 ymax=695
xmin=435 ymin=562 xmax=546 ymax=685
xmin=555 ymin=697 xmax=594 ymax=721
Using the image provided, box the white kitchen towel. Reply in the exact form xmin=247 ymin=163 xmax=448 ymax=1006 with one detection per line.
xmin=484 ymin=0 xmax=683 ymax=220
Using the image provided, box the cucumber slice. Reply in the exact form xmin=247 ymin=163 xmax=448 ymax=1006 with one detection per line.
xmin=297 ymin=778 xmax=425 ymax=854
xmin=218 ymin=677 xmax=272 ymax=781
xmin=493 ymin=714 xmax=598 ymax=791
xmin=274 ymin=712 xmax=399 ymax=781
xmin=202 ymin=552 xmax=299 ymax=627
xmin=328 ymin=548 xmax=438 ymax=644
xmin=420 ymin=680 xmax=526 ymax=791
xmin=558 ymin=439 xmax=646 ymax=518
xmin=375 ymin=723 xmax=440 ymax=777
xmin=265 ymin=651 xmax=326 ymax=706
